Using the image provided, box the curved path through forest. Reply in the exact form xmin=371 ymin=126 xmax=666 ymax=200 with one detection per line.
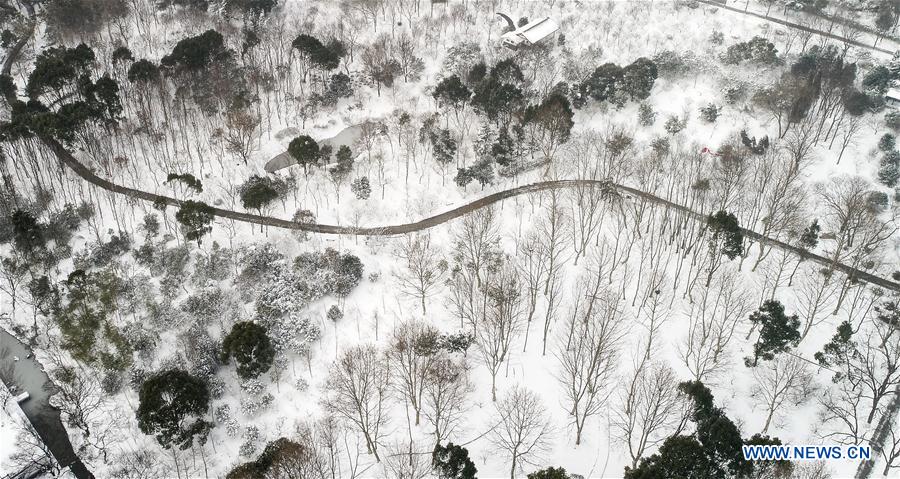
xmin=29 ymin=133 xmax=900 ymax=291
xmin=2 ymin=8 xmax=899 ymax=296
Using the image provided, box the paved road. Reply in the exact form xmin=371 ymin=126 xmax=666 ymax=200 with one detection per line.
xmin=698 ymin=0 xmax=896 ymax=55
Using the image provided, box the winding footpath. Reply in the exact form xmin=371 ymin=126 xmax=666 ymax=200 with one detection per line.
xmin=2 ymin=24 xmax=899 ymax=292
xmin=1 ymin=3 xmax=898 ymax=297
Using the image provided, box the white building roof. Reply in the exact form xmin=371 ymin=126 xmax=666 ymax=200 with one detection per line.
xmin=516 ymin=17 xmax=559 ymax=44
xmin=888 ymin=88 xmax=900 ymax=101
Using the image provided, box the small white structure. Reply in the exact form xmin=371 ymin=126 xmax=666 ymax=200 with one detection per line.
xmin=887 ymin=88 xmax=900 ymax=108
xmin=14 ymin=391 xmax=29 ymax=403
xmin=500 ymin=16 xmax=559 ymax=49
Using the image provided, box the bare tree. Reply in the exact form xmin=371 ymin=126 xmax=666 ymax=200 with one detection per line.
xmin=537 ymin=190 xmax=570 ymax=356
xmin=679 ymin=271 xmax=749 ymax=381
xmin=818 ymin=378 xmax=866 ymax=445
xmin=517 ymin=231 xmax=547 ymax=352
xmin=393 ymin=233 xmax=448 ymax=314
xmin=750 ymin=355 xmax=814 ymax=434
xmin=859 ymin=317 xmax=900 ymax=424
xmin=381 ymin=441 xmax=431 ymax=479
xmin=612 ymin=361 xmax=685 ymax=468
xmin=556 ymin=284 xmax=625 ymax=445
xmin=474 ymin=260 xmax=524 ymax=401
xmin=453 ymin=206 xmax=501 ymax=288
xmin=388 ymin=319 xmax=440 ymax=426
xmin=323 ymin=344 xmax=392 ymax=461
xmin=422 ymin=355 xmax=471 ymax=445
xmin=794 ymin=267 xmax=840 ymax=341
xmin=490 ymin=386 xmax=554 ymax=479
xmin=219 ymin=107 xmax=260 ymax=165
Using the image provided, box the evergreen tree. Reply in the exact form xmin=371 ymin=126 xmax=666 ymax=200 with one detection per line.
xmin=10 ymin=209 xmax=45 ymax=256
xmin=624 ymin=435 xmax=717 ymax=479
xmin=879 ymin=151 xmax=900 ymax=187
xmin=288 ymin=135 xmax=320 ymax=174
xmin=798 ymin=219 xmax=820 ymax=250
xmin=175 ymin=200 xmax=215 ymax=245
xmin=879 ymin=133 xmax=896 ymax=152
xmin=221 ymin=321 xmax=276 ymax=380
xmin=351 ymin=176 xmax=371 ymax=200
xmin=137 ymin=369 xmax=212 ymax=450
xmin=127 ymin=59 xmax=160 ymax=84
xmin=161 ymin=30 xmax=230 ymax=73
xmin=620 ymin=57 xmax=658 ymax=101
xmin=491 ymin=127 xmax=515 ymax=166
xmin=745 ymin=300 xmax=801 ymax=367
xmin=586 ymin=63 xmax=623 ymax=103
xmin=239 ymin=175 xmax=280 ymax=213
xmin=528 ymin=467 xmax=570 ymax=479
xmin=432 ymin=442 xmax=477 ymax=479
xmin=707 ymin=210 xmax=744 ymax=260
xmin=433 ymin=75 xmax=472 ymax=114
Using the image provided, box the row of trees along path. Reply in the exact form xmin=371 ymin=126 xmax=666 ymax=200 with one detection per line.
xmin=3 ymin=13 xmax=900 ymax=294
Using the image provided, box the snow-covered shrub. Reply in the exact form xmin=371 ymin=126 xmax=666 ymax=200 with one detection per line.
xmin=868 ymin=191 xmax=890 ymax=212
xmin=327 ymin=305 xmax=343 ymax=322
xmin=638 ymin=103 xmax=656 ymax=126
xmin=101 ymin=371 xmax=124 ymax=395
xmin=710 ymin=30 xmax=724 ymax=45
xmin=699 ymin=104 xmax=719 ymax=123
xmin=129 ymin=367 xmax=148 ymax=389
xmin=208 ymin=376 xmax=225 ymax=399
xmin=145 ymin=299 xmax=188 ymax=329
xmin=263 ymin=314 xmax=321 ymax=356
xmin=664 ymin=115 xmax=687 ymax=135
xmin=879 ymin=151 xmax=900 ymax=187
xmin=215 ymin=405 xmax=240 ymax=436
xmin=652 ymin=50 xmax=693 ymax=78
xmin=368 ymin=271 xmax=380 ymax=283
xmin=887 ymin=111 xmax=900 ymax=132
xmin=651 ymin=137 xmax=670 ymax=157
xmin=291 ymin=209 xmax=316 ymax=242
xmin=240 ymin=378 xmax=266 ymax=396
xmin=722 ymin=36 xmax=778 ymax=65
xmin=214 ymin=405 xmax=232 ymax=424
xmin=351 ymin=177 xmax=371 ymax=200
xmin=240 ymin=426 xmax=261 ymax=457
xmin=439 ymin=331 xmax=475 ymax=354
xmin=240 ymin=393 xmax=274 ymax=416
xmin=879 ymin=133 xmax=896 ymax=152
xmin=192 ymin=242 xmax=233 ymax=285
xmin=182 ymin=325 xmax=220 ymax=379
xmin=295 ymin=377 xmax=309 ymax=392
xmin=122 ymin=322 xmax=157 ymax=361
xmin=236 ymin=243 xmax=285 ymax=290
xmin=181 ymin=286 xmax=236 ymax=326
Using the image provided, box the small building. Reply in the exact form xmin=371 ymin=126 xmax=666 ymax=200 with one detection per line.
xmin=500 ymin=17 xmax=559 ymax=50
xmin=887 ymin=88 xmax=900 ymax=108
